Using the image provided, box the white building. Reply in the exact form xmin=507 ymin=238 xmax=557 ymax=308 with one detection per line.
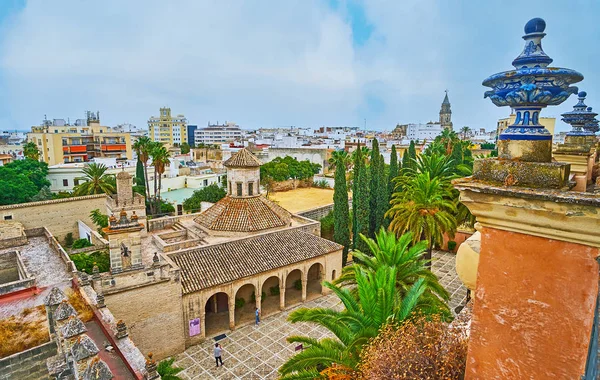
xmin=406 ymin=122 xmax=443 ymax=142
xmin=194 ymin=122 xmax=243 ymax=145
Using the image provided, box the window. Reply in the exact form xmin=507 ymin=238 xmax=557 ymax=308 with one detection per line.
xmin=203 ymin=179 xmax=208 ymax=186
xmin=248 ymin=182 xmax=253 ymax=196
xmin=236 ymin=183 xmax=243 ymax=196
xmin=3 ymin=215 xmax=13 ymax=220
xmin=63 ymin=179 xmax=68 ymax=186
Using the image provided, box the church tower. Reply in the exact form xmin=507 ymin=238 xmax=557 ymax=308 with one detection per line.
xmin=440 ymin=90 xmax=453 ymax=131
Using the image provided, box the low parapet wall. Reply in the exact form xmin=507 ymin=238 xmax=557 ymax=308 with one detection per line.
xmin=0 ymin=340 xmax=57 ymax=380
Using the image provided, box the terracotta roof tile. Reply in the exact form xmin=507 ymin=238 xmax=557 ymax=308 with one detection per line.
xmin=169 ymin=229 xmax=342 ymax=294
xmin=194 ymin=195 xmax=291 ymax=232
xmin=223 ymin=148 xmax=262 ymax=168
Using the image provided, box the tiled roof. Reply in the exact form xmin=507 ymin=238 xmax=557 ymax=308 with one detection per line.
xmin=224 ymin=148 xmax=261 ymax=167
xmin=169 ymin=229 xmax=342 ymax=294
xmin=194 ymin=195 xmax=292 ymax=232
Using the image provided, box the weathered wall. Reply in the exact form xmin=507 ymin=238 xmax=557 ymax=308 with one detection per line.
xmin=270 ymin=178 xmax=313 ymax=192
xmin=0 ymin=341 xmax=56 ymax=380
xmin=465 ymin=227 xmax=598 ymax=379
xmin=298 ymin=199 xmax=352 ymax=221
xmin=104 ymin=276 xmax=185 ymax=360
xmin=0 ymin=195 xmax=107 ymax=240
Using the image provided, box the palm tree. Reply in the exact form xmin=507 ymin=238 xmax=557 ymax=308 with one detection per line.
xmin=132 ymin=136 xmax=152 ymax=201
xmin=279 ymin=266 xmax=430 ymax=379
xmin=73 ymin=163 xmax=116 ymax=196
xmin=23 ymin=141 xmax=40 ymax=161
xmin=328 ymin=150 xmax=351 ymax=171
xmin=150 ymin=143 xmax=170 ymax=215
xmin=157 ymin=357 xmax=183 ymax=380
xmin=386 ymin=172 xmax=457 ymax=267
xmin=460 ymin=126 xmax=472 ymax=140
xmin=334 ymin=229 xmax=450 ymax=317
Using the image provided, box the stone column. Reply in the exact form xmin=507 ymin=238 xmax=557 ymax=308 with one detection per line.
xmin=228 ymin=297 xmax=235 ymax=330
xmin=200 ymin=310 xmax=206 ymax=339
xmin=212 ymin=295 xmax=218 ymax=313
xmin=279 ymin=287 xmax=286 ymax=310
xmin=255 ymin=293 xmax=262 ymax=311
xmin=301 ymin=273 xmax=307 ymax=302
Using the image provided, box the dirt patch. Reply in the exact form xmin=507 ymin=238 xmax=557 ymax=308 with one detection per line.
xmin=269 ymin=188 xmax=340 ymax=213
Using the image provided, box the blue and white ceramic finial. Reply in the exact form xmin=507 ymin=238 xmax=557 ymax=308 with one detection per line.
xmin=561 ymin=92 xmax=598 ymax=136
xmin=584 ymin=107 xmax=599 ymax=134
xmin=483 ymin=18 xmax=583 ymax=145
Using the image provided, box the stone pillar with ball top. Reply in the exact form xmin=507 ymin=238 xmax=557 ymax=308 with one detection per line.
xmin=455 ymin=18 xmax=600 ymax=379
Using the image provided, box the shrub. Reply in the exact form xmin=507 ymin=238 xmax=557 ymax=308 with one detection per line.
xmin=269 ymin=285 xmax=280 ymax=296
xmin=294 ymin=279 xmax=302 ymax=290
xmin=313 ymin=179 xmax=330 ymax=189
xmin=64 ymin=232 xmax=74 ymax=247
xmin=71 ymin=251 xmax=110 ymax=274
xmin=480 ymin=142 xmax=496 ymax=150
xmin=235 ymin=297 xmax=246 ymax=308
xmin=320 ymin=211 xmax=334 ymax=238
xmin=66 ymin=289 xmax=94 ymax=322
xmin=359 ymin=315 xmax=468 ymax=380
xmin=72 ymin=238 xmax=93 ymax=249
xmin=250 ymin=291 xmax=267 ymax=303
xmin=447 ymin=240 xmax=457 ymax=251
xmin=0 ymin=305 xmax=49 ymax=358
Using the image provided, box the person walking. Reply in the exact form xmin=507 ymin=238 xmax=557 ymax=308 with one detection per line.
xmin=255 ymin=307 xmax=261 ymax=326
xmin=214 ymin=343 xmax=223 ymax=367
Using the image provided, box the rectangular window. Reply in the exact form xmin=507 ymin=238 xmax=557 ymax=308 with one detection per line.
xmin=248 ymin=182 xmax=254 ymax=196
xmin=3 ymin=215 xmax=13 ymax=220
xmin=63 ymin=179 xmax=68 ymax=186
xmin=236 ymin=183 xmax=243 ymax=196
xmin=203 ymin=179 xmax=208 ymax=186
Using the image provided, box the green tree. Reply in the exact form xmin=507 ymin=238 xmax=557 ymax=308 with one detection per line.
xmin=369 ymin=139 xmax=381 ymax=236
xmin=73 ymin=163 xmax=116 ymax=196
xmin=0 ymin=159 xmax=51 ymax=205
xmin=180 ymin=142 xmax=191 ymax=154
xmin=407 ymin=140 xmax=417 ymax=170
xmin=352 ymin=144 xmax=370 ymax=252
xmin=23 ymin=141 xmax=40 ymax=161
xmin=150 ymin=143 xmax=170 ymax=214
xmin=279 ymin=266 xmax=432 ymax=379
xmin=334 ymin=229 xmax=450 ymax=318
xmin=132 ymin=136 xmax=152 ymax=204
xmin=328 ymin=150 xmax=351 ymax=171
xmin=135 ymin=157 xmax=145 ymax=187
xmin=387 ymin=145 xmax=399 ymax=198
xmin=182 ymin=184 xmax=226 ymax=212
xmin=90 ymin=209 xmax=108 ymax=229
xmin=333 ymin=154 xmax=351 ymax=265
xmin=460 ymin=126 xmax=472 ymax=140
xmin=157 ymin=357 xmax=184 ymax=380
xmin=387 ymin=172 xmax=457 ymax=267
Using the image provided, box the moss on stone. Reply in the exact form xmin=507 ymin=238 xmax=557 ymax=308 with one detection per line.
xmin=473 ymin=158 xmax=570 ymax=189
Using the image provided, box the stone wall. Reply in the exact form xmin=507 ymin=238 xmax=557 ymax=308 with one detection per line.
xmin=270 ymin=178 xmax=313 ymax=192
xmin=298 ymin=199 xmax=352 ymax=221
xmin=0 ymin=341 xmax=57 ymax=380
xmin=104 ymin=273 xmax=185 ymax=360
xmin=0 ymin=195 xmax=107 ymax=240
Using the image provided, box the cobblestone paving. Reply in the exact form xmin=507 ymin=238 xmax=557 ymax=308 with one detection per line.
xmin=174 ymin=250 xmax=466 ymax=379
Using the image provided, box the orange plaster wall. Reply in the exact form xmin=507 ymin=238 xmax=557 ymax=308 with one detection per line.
xmin=466 ymin=227 xmax=599 ymax=379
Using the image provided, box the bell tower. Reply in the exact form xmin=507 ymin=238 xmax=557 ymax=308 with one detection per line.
xmin=440 ymin=90 xmax=453 ymax=131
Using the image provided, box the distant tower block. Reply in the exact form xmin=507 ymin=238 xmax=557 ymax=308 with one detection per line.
xmin=440 ymin=90 xmax=453 ymax=131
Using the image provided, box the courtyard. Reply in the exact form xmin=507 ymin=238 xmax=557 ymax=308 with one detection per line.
xmin=268 ymin=187 xmax=339 ymax=213
xmin=172 ymin=250 xmax=466 ymax=379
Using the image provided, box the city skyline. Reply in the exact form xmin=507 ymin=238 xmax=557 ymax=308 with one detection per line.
xmin=0 ymin=1 xmax=599 ymax=133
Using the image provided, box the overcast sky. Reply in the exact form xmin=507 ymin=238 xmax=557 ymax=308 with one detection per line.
xmin=0 ymin=0 xmax=598 ymax=133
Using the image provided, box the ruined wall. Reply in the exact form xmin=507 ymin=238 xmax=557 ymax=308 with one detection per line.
xmin=104 ymin=277 xmax=185 ymax=360
xmin=0 ymin=341 xmax=57 ymax=380
xmin=0 ymin=195 xmax=107 ymax=240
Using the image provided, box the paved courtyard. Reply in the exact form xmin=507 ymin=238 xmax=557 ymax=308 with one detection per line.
xmin=173 ymin=250 xmax=466 ymax=379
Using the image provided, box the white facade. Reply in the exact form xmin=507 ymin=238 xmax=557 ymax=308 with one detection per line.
xmin=195 ymin=123 xmax=243 ymax=145
xmin=406 ymin=122 xmax=443 ymax=142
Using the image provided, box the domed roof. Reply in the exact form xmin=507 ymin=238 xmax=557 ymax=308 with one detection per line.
xmin=224 ymin=148 xmax=261 ymax=168
xmin=194 ymin=195 xmax=291 ymax=233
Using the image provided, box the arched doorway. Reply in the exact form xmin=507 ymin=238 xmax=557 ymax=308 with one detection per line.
xmin=205 ymin=292 xmax=229 ymax=337
xmin=306 ymin=263 xmax=324 ymax=300
xmin=234 ymin=284 xmax=256 ymax=327
xmin=261 ymin=276 xmax=280 ymax=317
xmin=332 ymin=269 xmax=337 ymax=281
xmin=285 ymin=269 xmax=303 ymax=307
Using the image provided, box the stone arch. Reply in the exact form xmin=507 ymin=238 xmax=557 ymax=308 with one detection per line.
xmin=285 ymin=268 xmax=303 ymax=307
xmin=233 ymin=283 xmax=256 ymax=326
xmin=261 ymin=275 xmax=281 ymax=317
xmin=307 ymin=262 xmax=325 ymax=300
xmin=204 ymin=292 xmax=230 ymax=337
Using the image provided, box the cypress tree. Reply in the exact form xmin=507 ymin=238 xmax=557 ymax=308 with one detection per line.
xmin=401 ymin=150 xmax=410 ymax=172
xmin=388 ymin=145 xmax=399 ymax=198
xmin=353 ymin=145 xmax=370 ymax=252
xmin=135 ymin=158 xmax=145 ymax=187
xmin=369 ymin=139 xmax=381 ymax=236
xmin=408 ymin=140 xmax=417 ymax=170
xmin=352 ymin=144 xmax=360 ymax=249
xmin=333 ymin=155 xmax=351 ymax=265
xmin=375 ymin=153 xmax=388 ymax=233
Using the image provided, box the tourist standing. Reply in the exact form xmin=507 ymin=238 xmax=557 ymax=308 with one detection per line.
xmin=255 ymin=307 xmax=261 ymax=325
xmin=214 ymin=343 xmax=223 ymax=367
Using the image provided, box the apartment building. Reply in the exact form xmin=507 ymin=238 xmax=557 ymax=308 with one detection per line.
xmin=148 ymin=107 xmax=188 ymax=146
xmin=27 ymin=113 xmax=133 ymax=165
xmin=194 ymin=122 xmax=243 ymax=145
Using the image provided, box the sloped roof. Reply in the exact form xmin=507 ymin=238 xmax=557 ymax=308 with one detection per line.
xmin=194 ymin=195 xmax=291 ymax=232
xmin=169 ymin=229 xmax=342 ymax=294
xmin=223 ymin=148 xmax=261 ymax=168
